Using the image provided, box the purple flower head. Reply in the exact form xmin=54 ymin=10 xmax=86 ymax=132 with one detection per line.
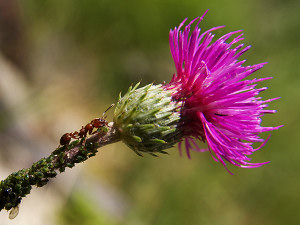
xmin=166 ymin=11 xmax=282 ymax=172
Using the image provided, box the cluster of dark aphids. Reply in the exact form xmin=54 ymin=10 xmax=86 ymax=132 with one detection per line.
xmin=0 ymin=105 xmax=114 ymax=219
xmin=0 ymin=156 xmax=56 ymax=219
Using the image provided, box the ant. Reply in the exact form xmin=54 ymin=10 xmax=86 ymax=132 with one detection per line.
xmin=59 ymin=104 xmax=114 ymax=147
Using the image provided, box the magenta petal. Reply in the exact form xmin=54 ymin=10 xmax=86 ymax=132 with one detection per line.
xmin=166 ymin=12 xmax=281 ymax=172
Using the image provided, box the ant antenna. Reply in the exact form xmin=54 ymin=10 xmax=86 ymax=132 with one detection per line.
xmin=102 ymin=104 xmax=115 ymax=117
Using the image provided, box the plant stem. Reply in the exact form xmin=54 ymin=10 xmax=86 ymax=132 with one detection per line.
xmin=0 ymin=122 xmax=120 ymax=212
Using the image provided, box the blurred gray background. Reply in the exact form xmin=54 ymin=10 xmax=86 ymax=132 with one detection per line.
xmin=0 ymin=0 xmax=297 ymax=224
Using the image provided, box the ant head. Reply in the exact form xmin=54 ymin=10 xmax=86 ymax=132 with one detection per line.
xmin=92 ymin=118 xmax=107 ymax=128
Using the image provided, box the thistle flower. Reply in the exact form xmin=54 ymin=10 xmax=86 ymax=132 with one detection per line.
xmin=0 ymin=11 xmax=283 ymax=217
xmin=114 ymin=11 xmax=281 ymax=171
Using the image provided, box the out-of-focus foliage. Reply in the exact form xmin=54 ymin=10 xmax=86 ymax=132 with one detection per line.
xmin=0 ymin=0 xmax=298 ymax=224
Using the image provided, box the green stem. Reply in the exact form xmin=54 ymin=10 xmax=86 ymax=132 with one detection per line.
xmin=0 ymin=122 xmax=120 ymax=212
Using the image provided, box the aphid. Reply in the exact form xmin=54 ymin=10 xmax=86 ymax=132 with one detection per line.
xmin=8 ymin=198 xmax=21 ymax=220
xmin=2 ymin=187 xmax=12 ymax=197
xmin=214 ymin=113 xmax=227 ymax=116
xmin=9 ymin=204 xmax=19 ymax=219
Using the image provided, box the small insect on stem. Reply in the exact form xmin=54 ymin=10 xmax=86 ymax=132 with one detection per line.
xmin=8 ymin=198 xmax=21 ymax=220
xmin=214 ymin=113 xmax=227 ymax=116
xmin=58 ymin=104 xmax=114 ymax=147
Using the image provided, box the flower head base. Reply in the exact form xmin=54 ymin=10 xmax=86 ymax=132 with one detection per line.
xmin=166 ymin=11 xmax=282 ymax=171
xmin=113 ymin=83 xmax=184 ymax=156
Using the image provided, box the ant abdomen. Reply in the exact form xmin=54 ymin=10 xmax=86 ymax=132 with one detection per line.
xmin=60 ymin=133 xmax=72 ymax=146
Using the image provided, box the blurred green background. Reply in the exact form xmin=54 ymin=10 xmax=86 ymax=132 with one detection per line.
xmin=0 ymin=0 xmax=298 ymax=224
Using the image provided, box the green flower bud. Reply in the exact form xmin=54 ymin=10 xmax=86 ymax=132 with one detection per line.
xmin=113 ymin=83 xmax=183 ymax=156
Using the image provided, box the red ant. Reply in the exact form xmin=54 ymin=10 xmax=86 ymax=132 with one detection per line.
xmin=59 ymin=104 xmax=114 ymax=147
